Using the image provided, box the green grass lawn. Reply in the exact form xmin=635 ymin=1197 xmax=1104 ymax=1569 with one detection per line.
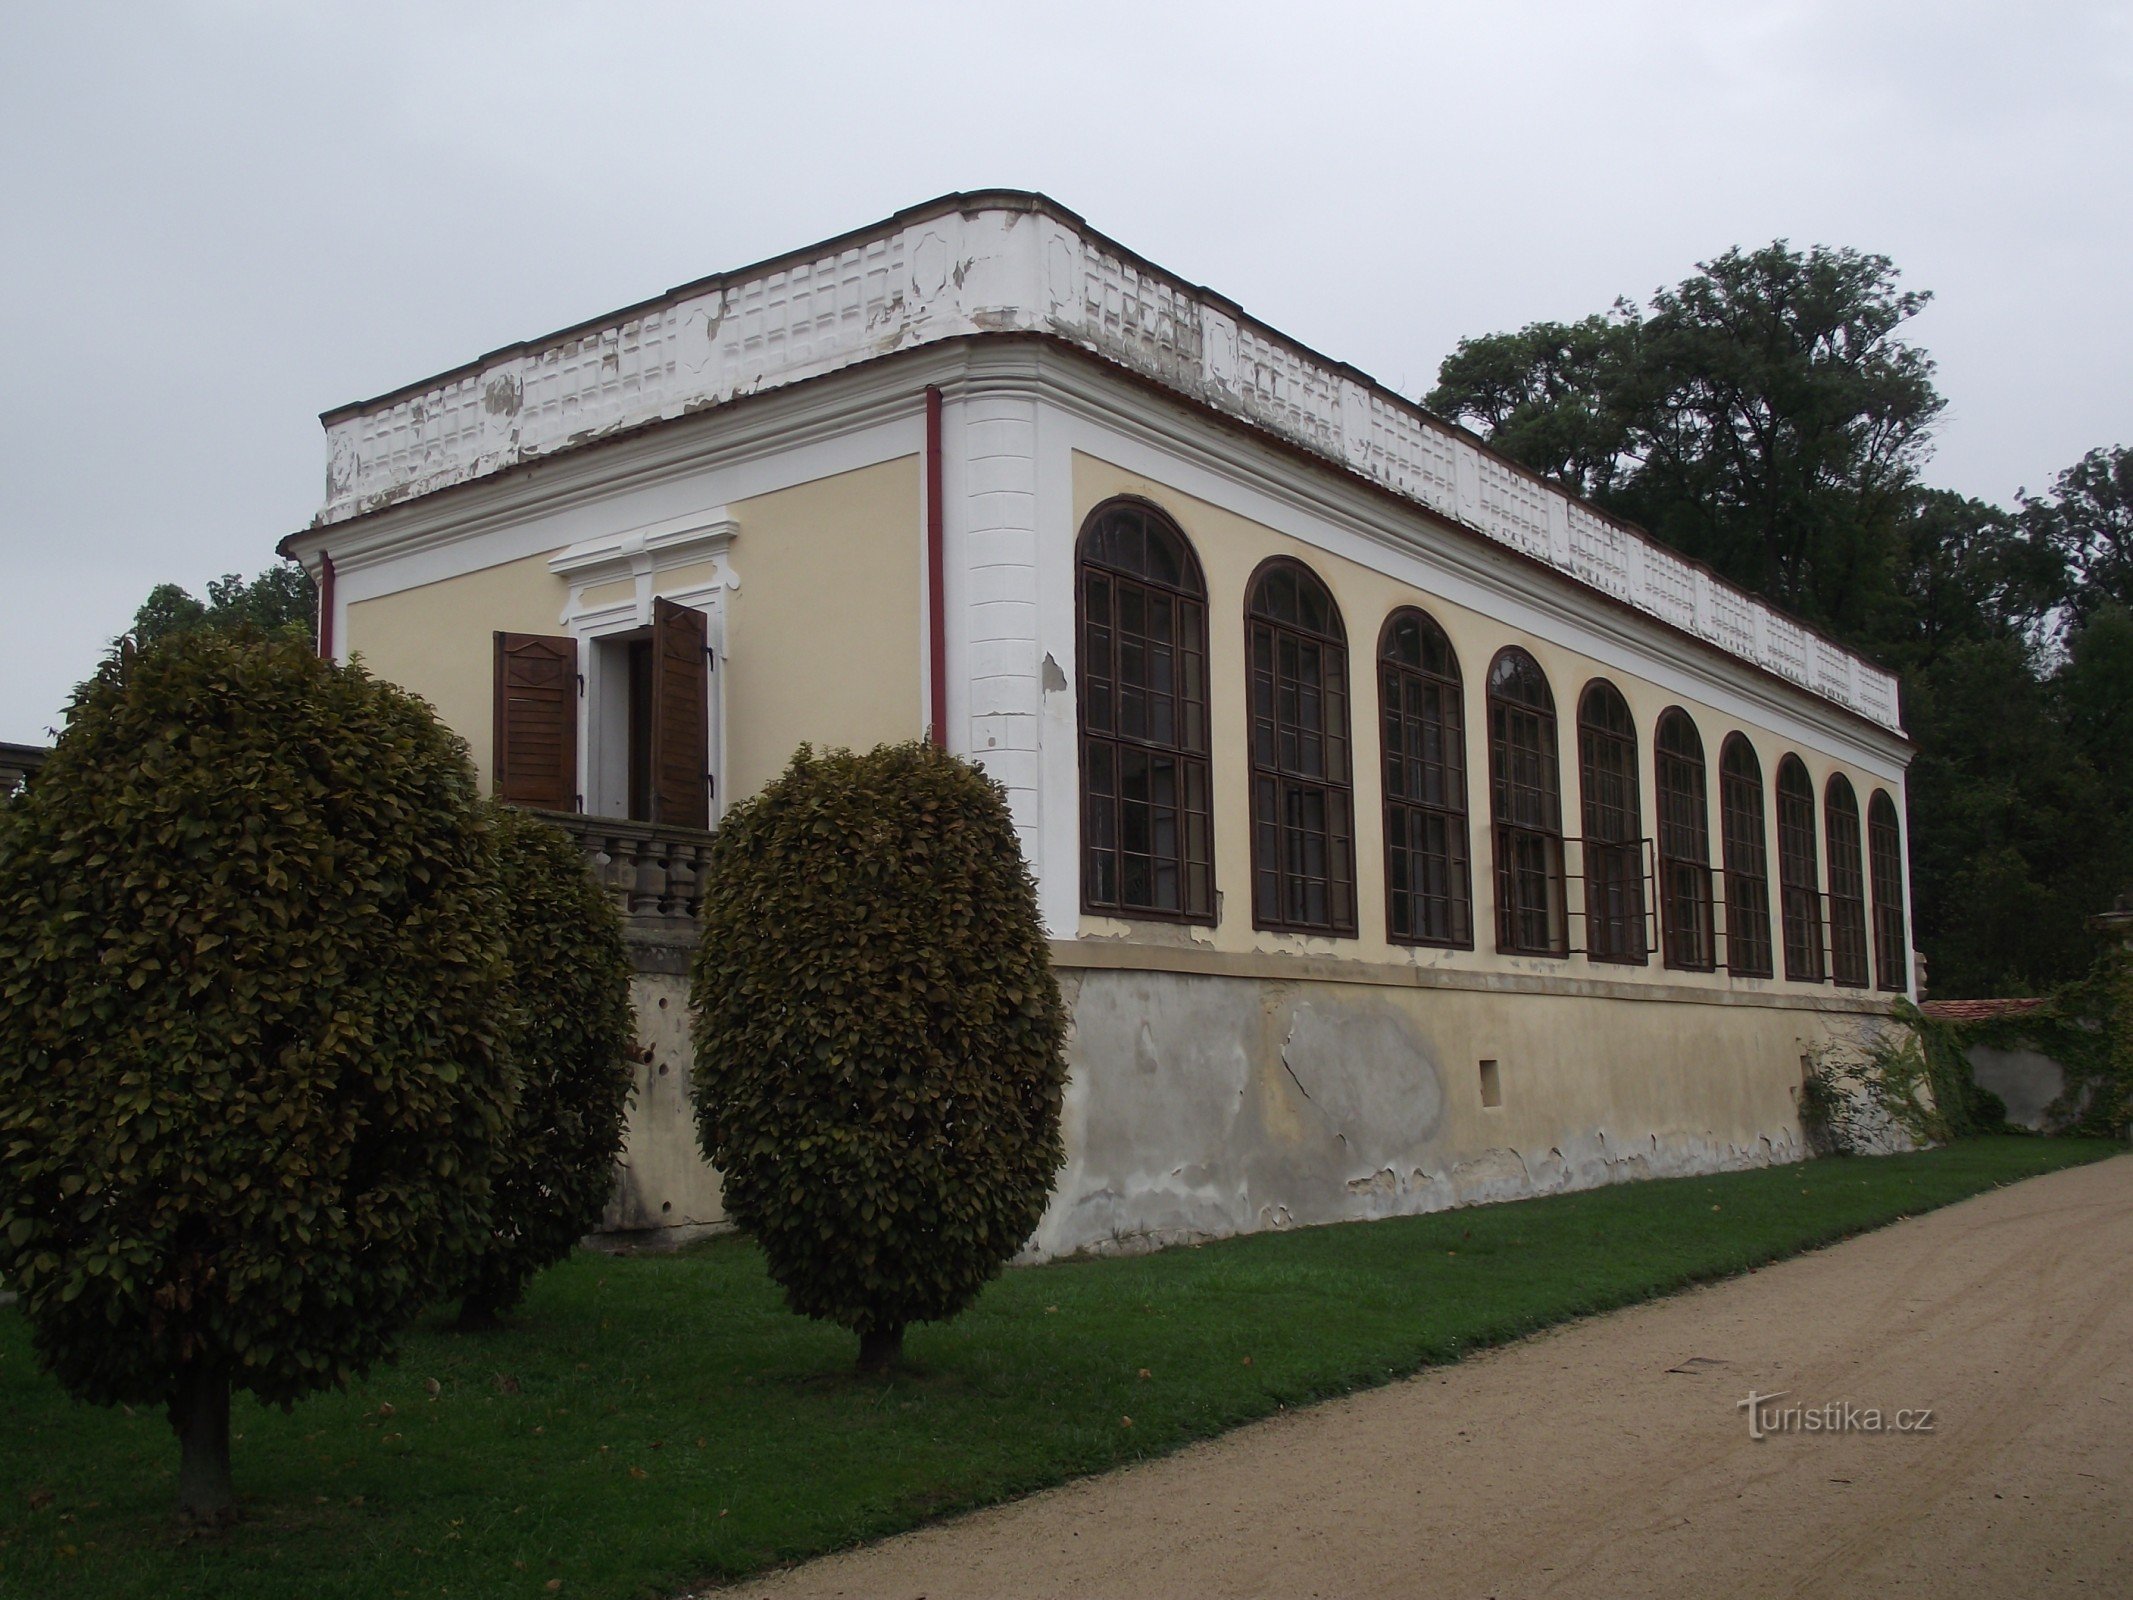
xmin=2 ymin=1136 xmax=2116 ymax=1600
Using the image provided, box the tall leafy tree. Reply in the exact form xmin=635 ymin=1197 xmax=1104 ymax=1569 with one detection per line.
xmin=1424 ymin=311 xmax=1640 ymax=500
xmin=1877 ymin=489 xmax=2059 ymax=672
xmin=1427 ymin=242 xmax=1943 ymax=642
xmin=2056 ymin=605 xmax=2133 ymax=840
xmin=1902 ymin=636 xmax=2128 ymax=995
xmin=2022 ymin=445 xmax=2133 ymax=622
xmin=129 ymin=563 xmax=317 ymax=651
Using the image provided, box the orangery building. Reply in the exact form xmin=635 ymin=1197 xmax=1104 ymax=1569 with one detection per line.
xmin=282 ymin=192 xmax=1917 ymax=1255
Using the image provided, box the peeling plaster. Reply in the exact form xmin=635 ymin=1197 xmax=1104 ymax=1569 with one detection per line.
xmin=482 ymin=374 xmax=523 ymax=417
xmin=1024 ymin=967 xmax=1827 ymax=1262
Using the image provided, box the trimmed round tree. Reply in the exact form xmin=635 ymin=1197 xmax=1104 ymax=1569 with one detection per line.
xmin=0 ymin=631 xmax=514 ymax=1522
xmin=455 ymin=803 xmax=636 ymax=1329
xmin=690 ymin=741 xmax=1068 ymax=1373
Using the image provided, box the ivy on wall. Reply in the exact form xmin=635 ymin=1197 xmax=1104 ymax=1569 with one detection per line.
xmin=1918 ymin=954 xmax=2131 ymax=1137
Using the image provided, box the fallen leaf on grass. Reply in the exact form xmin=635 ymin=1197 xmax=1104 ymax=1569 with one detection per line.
xmin=495 ymin=1374 xmax=521 ymax=1395
xmin=424 ymin=1378 xmax=441 ymax=1400
xmin=376 ymin=1402 xmax=395 ymax=1418
xmin=628 ymin=1467 xmax=648 ymax=1481
xmin=1137 ymin=1368 xmax=1151 ymax=1380
xmin=27 ymin=1488 xmax=53 ymax=1512
xmin=1120 ymin=1416 xmax=1133 ymax=1428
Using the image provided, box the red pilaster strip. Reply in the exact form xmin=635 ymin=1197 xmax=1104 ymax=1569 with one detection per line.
xmin=925 ymin=385 xmax=947 ymax=748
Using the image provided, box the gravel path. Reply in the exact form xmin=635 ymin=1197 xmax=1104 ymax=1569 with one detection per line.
xmin=719 ymin=1153 xmax=2133 ymax=1600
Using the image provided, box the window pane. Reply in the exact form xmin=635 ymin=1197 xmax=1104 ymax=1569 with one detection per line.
xmin=1380 ymin=612 xmax=1471 ymax=947
xmin=1246 ymin=562 xmax=1356 ymax=934
xmin=1078 ymin=502 xmax=1214 ymax=921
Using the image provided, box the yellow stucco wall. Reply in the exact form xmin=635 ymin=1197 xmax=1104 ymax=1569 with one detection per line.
xmin=346 ymin=551 xmax=566 ymax=787
xmin=721 ymin=455 xmax=923 ymax=799
xmin=1070 ymin=452 xmax=1906 ymax=1000
xmin=342 ymin=454 xmax=923 ymax=802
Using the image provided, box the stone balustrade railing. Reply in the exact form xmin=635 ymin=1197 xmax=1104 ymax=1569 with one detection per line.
xmin=316 ymin=191 xmax=1902 ymax=733
xmin=539 ymin=810 xmax=713 ymax=927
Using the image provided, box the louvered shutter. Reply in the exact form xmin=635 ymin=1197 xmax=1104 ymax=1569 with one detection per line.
xmin=649 ymin=598 xmax=710 ymax=829
xmin=492 ymin=632 xmax=578 ymax=811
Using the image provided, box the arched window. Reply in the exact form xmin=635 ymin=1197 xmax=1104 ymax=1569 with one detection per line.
xmin=1719 ymin=735 xmax=1773 ymax=979
xmin=1775 ymin=755 xmax=1825 ymax=982
xmin=1077 ymin=499 xmax=1213 ymax=922
xmin=1654 ymin=709 xmax=1714 ymax=971
xmin=1577 ymin=681 xmax=1647 ymax=963
xmin=1379 ymin=608 xmax=1471 ymax=947
xmin=1246 ymin=559 xmax=1356 ymax=934
xmin=1826 ymin=775 xmax=1870 ymax=987
xmin=1487 ymin=648 xmax=1566 ymax=955
xmin=1869 ymin=790 xmax=1908 ymax=992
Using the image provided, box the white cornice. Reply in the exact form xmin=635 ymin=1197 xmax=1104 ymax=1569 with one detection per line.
xmin=301 ymin=337 xmax=1909 ymax=765
xmin=305 ymin=194 xmax=1900 ymax=733
xmin=288 ymin=365 xmax=932 ymax=580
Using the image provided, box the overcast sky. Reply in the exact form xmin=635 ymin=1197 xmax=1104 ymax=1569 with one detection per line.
xmin=2 ymin=0 xmax=2126 ymax=744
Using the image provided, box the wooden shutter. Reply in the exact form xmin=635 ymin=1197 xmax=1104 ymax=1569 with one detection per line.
xmin=649 ymin=598 xmax=710 ymax=830
xmin=493 ymin=632 xmax=578 ymax=811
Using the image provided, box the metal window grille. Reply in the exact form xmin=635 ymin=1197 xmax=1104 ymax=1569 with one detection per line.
xmin=1380 ymin=609 xmax=1471 ymax=947
xmin=1078 ymin=501 xmax=1215 ymax=923
xmin=1247 ymin=561 xmax=1356 ymax=935
xmin=1776 ymin=757 xmax=1826 ymax=983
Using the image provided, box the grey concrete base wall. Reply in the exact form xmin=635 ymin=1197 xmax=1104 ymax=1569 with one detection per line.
xmin=1030 ymin=966 xmax=1896 ymax=1260
xmin=593 ymin=949 xmax=1900 ymax=1259
xmin=600 ymin=934 xmax=727 ymax=1242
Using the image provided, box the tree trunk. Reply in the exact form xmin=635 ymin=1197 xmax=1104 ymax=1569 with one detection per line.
xmin=456 ymin=1290 xmax=504 ymax=1333
xmin=856 ymin=1324 xmax=905 ymax=1375
xmin=169 ymin=1361 xmax=235 ymax=1525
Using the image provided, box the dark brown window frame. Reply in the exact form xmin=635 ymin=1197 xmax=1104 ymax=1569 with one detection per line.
xmin=1776 ymin=754 xmax=1827 ymax=983
xmin=1654 ymin=708 xmax=1715 ymax=972
xmin=1487 ymin=646 xmax=1567 ymax=957
xmin=1718 ymin=734 xmax=1775 ymax=979
xmin=1378 ymin=607 xmax=1473 ymax=949
xmin=1077 ymin=497 xmax=1216 ymax=925
xmin=1246 ymin=557 xmax=1358 ymax=936
xmin=1825 ymin=774 xmax=1871 ymax=989
xmin=1577 ymin=679 xmax=1649 ymax=966
xmin=1868 ymin=789 xmax=1908 ymax=993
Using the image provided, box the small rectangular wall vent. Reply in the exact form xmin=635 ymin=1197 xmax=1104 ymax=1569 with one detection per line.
xmin=1479 ymin=1059 xmax=1503 ymax=1109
